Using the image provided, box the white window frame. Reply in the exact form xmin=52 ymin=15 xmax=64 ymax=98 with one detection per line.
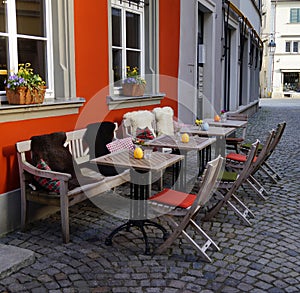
xmin=290 ymin=8 xmax=300 ymax=23
xmin=285 ymin=41 xmax=291 ymax=53
xmin=0 ymin=0 xmax=54 ymax=100
xmin=285 ymin=41 xmax=299 ymax=53
xmin=111 ymin=0 xmax=145 ymax=92
xmin=293 ymin=41 xmax=299 ymax=53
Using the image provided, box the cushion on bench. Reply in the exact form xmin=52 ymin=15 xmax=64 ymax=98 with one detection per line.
xmin=34 ymin=159 xmax=60 ymax=193
xmin=106 ymin=137 xmax=135 ymax=153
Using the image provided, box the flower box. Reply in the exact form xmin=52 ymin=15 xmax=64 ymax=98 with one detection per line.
xmin=122 ymin=83 xmax=145 ymax=97
xmin=6 ymin=86 xmax=46 ymax=105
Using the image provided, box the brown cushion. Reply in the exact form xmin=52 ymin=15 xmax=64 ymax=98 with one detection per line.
xmin=226 ymin=137 xmax=244 ymax=145
xmin=30 ymin=132 xmax=85 ymax=190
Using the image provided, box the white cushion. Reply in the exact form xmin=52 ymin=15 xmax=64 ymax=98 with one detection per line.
xmin=123 ymin=110 xmax=156 ymax=138
xmin=152 ymin=106 xmax=174 ymax=136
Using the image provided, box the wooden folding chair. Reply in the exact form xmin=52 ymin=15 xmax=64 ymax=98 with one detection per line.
xmin=226 ymin=130 xmax=276 ymax=201
xmin=203 ymin=140 xmax=260 ymax=226
xmin=148 ymin=155 xmax=224 ymax=262
xmin=256 ymin=122 xmax=286 ymax=183
xmin=225 ymin=113 xmax=248 ymax=153
xmin=240 ymin=122 xmax=286 ymax=184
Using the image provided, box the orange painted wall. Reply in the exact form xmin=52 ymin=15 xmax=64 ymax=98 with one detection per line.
xmin=74 ymin=0 xmax=181 ymax=125
xmin=0 ymin=0 xmax=181 ymax=195
xmin=159 ymin=0 xmax=180 ymax=116
xmin=0 ymin=115 xmax=79 ymax=194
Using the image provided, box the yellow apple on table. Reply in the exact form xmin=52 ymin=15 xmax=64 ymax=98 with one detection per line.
xmin=133 ymin=147 xmax=144 ymax=159
xmin=181 ymin=133 xmax=190 ymax=143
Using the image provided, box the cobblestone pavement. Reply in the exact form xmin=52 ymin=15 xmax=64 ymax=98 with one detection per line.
xmin=0 ymin=98 xmax=299 ymax=293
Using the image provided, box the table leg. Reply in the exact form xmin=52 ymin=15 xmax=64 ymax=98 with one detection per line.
xmin=105 ymin=219 xmax=168 ymax=255
xmin=105 ymin=169 xmax=169 ymax=254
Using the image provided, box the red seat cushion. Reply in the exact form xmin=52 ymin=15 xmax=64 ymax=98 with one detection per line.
xmin=226 ymin=152 xmax=257 ymax=162
xmin=149 ymin=188 xmax=196 ymax=208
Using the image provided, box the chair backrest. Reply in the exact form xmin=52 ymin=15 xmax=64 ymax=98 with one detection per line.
xmin=250 ymin=129 xmax=276 ymax=175
xmin=225 ymin=140 xmax=260 ymax=199
xmin=265 ymin=121 xmax=286 ymax=159
xmin=187 ymin=155 xmax=225 ymax=216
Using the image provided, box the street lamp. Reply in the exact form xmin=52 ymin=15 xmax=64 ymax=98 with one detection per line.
xmin=267 ymin=39 xmax=276 ymax=98
xmin=268 ymin=39 xmax=276 ymax=54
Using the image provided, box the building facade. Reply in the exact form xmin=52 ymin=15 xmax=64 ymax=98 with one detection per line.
xmin=0 ymin=0 xmax=262 ymax=235
xmin=261 ymin=0 xmax=300 ymax=98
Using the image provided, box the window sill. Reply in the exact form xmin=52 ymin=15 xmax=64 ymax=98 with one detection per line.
xmin=0 ymin=98 xmax=85 ymax=123
xmin=106 ymin=93 xmax=165 ymax=110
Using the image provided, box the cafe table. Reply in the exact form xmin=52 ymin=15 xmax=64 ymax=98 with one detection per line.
xmin=143 ymin=135 xmax=216 ymax=188
xmin=204 ymin=118 xmax=248 ymax=128
xmin=179 ymin=125 xmax=235 ymax=156
xmin=91 ymin=149 xmax=184 ymax=254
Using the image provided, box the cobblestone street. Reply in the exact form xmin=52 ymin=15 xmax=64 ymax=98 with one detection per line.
xmin=0 ymin=98 xmax=299 ymax=293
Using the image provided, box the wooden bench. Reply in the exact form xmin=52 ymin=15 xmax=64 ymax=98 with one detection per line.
xmin=16 ymin=128 xmax=130 ymax=243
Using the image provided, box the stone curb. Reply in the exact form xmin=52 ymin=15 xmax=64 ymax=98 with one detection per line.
xmin=0 ymin=244 xmax=35 ymax=280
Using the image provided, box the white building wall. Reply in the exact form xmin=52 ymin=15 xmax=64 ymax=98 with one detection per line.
xmin=261 ymin=0 xmax=300 ymax=98
xmin=178 ymin=0 xmax=261 ymax=122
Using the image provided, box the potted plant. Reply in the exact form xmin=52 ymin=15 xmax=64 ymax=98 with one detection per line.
xmin=4 ymin=63 xmax=46 ymax=105
xmin=122 ymin=66 xmax=146 ymax=96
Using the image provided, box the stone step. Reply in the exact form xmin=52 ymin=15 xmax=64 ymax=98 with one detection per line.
xmin=0 ymin=244 xmax=35 ymax=279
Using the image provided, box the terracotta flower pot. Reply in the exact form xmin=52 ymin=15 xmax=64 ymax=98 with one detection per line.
xmin=6 ymin=86 xmax=46 ymax=105
xmin=122 ymin=83 xmax=145 ymax=96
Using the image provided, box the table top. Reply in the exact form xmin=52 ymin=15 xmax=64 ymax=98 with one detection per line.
xmin=180 ymin=125 xmax=236 ymax=137
xmin=143 ymin=135 xmax=216 ymax=151
xmin=91 ymin=149 xmax=184 ymax=172
xmin=205 ymin=119 xmax=248 ymax=128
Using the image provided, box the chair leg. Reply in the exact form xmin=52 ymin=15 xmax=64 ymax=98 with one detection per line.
xmin=260 ymin=162 xmax=281 ymax=183
xmin=180 ymin=229 xmax=214 ymax=263
xmin=203 ymin=191 xmax=254 ymax=226
xmin=20 ymin=193 xmax=27 ymax=231
xmin=189 ymin=219 xmax=220 ymax=251
xmin=263 ymin=161 xmax=282 ymax=180
xmin=60 ymin=194 xmax=70 ymax=244
xmin=227 ymin=194 xmax=255 ymax=226
xmin=246 ymin=176 xmax=268 ymax=200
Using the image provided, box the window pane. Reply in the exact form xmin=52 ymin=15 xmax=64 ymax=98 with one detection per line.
xmin=126 ymin=12 xmax=140 ymax=49
xmin=113 ymin=48 xmax=122 ymax=83
xmin=112 ymin=8 xmax=121 ymax=47
xmin=293 ymin=42 xmax=298 ymax=53
xmin=127 ymin=50 xmax=140 ymax=72
xmin=16 ymin=0 xmax=45 ymax=37
xmin=286 ymin=42 xmax=291 ymax=52
xmin=283 ymin=72 xmax=300 ymax=91
xmin=290 ymin=8 xmax=300 ymax=23
xmin=0 ymin=1 xmax=7 ymax=33
xmin=17 ymin=38 xmax=46 ymax=83
xmin=0 ymin=36 xmax=8 ymax=91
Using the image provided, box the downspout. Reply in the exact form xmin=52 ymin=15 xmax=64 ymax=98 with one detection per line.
xmin=222 ymin=3 xmax=230 ymax=111
xmin=238 ymin=17 xmax=247 ymax=106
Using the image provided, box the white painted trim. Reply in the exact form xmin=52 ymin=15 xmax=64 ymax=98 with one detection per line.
xmin=0 ymin=99 xmax=85 ymax=123
xmin=198 ymin=0 xmax=215 ymax=13
xmin=107 ymin=93 xmax=164 ymax=110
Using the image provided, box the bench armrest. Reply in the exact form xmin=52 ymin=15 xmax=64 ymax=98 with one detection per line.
xmin=21 ymin=161 xmax=72 ymax=181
